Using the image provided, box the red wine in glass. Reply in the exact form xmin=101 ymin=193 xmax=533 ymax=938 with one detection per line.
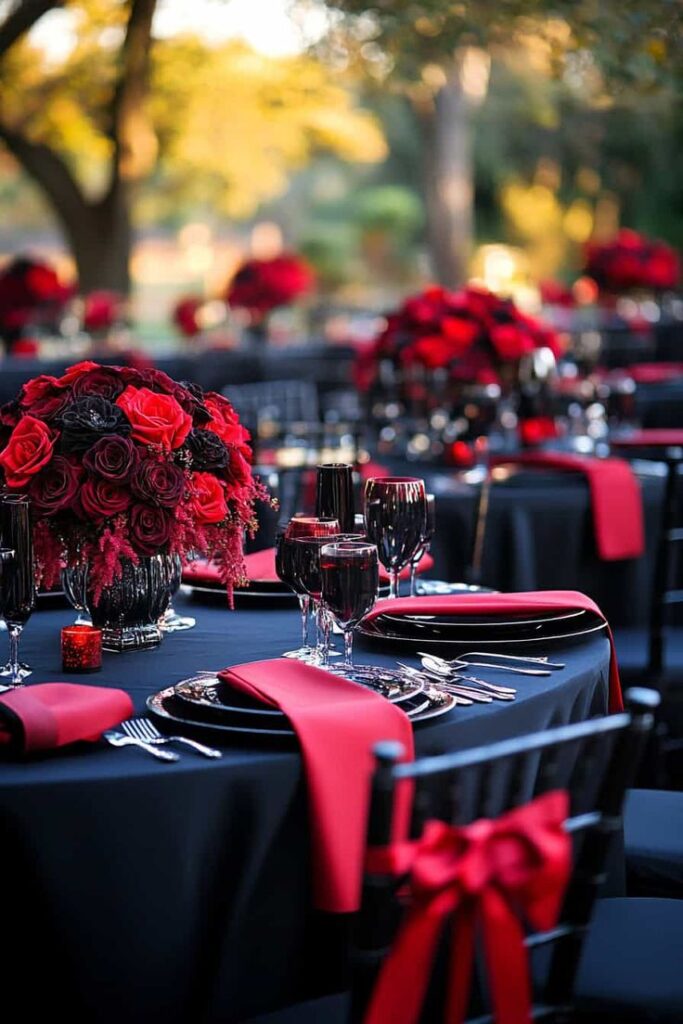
xmin=275 ymin=516 xmax=339 ymax=658
xmin=364 ymin=477 xmax=426 ymax=598
xmin=320 ymin=541 xmax=379 ymax=679
xmin=409 ymin=492 xmax=435 ymax=596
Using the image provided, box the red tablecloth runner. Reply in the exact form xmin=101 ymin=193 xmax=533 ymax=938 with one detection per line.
xmin=218 ymin=658 xmax=414 ymax=913
xmin=364 ymin=590 xmax=622 ymax=712
xmin=491 ymin=452 xmax=644 ymax=561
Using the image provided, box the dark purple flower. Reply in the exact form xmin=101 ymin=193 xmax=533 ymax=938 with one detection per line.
xmin=129 ymin=503 xmax=172 ymax=555
xmin=131 ymin=458 xmax=186 ymax=508
xmin=82 ymin=435 xmax=138 ymax=482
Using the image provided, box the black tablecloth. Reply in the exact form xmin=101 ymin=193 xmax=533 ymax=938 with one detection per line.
xmin=0 ymin=593 xmax=611 ymax=1024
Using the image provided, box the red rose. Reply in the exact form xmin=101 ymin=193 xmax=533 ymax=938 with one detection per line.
xmin=189 ymin=471 xmax=227 ymax=524
xmin=20 ymin=374 xmax=69 ymax=421
xmin=129 ymin=503 xmax=172 ymax=555
xmin=116 ymin=386 xmax=192 ymax=450
xmin=83 ymin=291 xmax=123 ymax=332
xmin=204 ymin=393 xmax=250 ymax=449
xmin=29 ymin=456 xmax=81 ymax=515
xmin=490 ymin=324 xmax=535 ymax=361
xmin=79 ymin=477 xmax=131 ymax=521
xmin=71 ymin=367 xmax=126 ymax=402
xmin=57 ymin=361 xmax=101 ymax=387
xmin=0 ymin=416 xmax=56 ymax=488
xmin=224 ymin=448 xmax=253 ymax=488
xmin=173 ymin=297 xmax=202 ymax=337
xmin=519 ymin=416 xmax=559 ymax=447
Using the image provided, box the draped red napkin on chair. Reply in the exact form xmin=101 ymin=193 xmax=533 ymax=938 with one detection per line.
xmin=491 ymin=452 xmax=644 ymax=561
xmin=183 ymin=548 xmax=434 ymax=586
xmin=364 ymin=790 xmax=571 ymax=1024
xmin=364 ymin=590 xmax=623 ymax=712
xmin=217 ymin=658 xmax=415 ymax=913
xmin=0 ymin=683 xmax=133 ymax=754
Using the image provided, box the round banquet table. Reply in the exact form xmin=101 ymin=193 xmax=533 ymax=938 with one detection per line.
xmin=0 ymin=592 xmax=612 ymax=1024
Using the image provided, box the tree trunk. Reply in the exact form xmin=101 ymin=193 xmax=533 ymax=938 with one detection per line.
xmin=69 ymin=188 xmax=132 ymax=294
xmin=414 ymin=52 xmax=490 ymax=289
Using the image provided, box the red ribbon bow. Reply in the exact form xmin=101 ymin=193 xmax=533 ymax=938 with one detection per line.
xmin=363 ymin=790 xmax=571 ymax=1024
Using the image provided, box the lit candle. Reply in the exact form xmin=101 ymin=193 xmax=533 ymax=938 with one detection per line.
xmin=61 ymin=624 xmax=102 ymax=673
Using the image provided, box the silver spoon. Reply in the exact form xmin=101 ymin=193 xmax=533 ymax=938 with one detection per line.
xmin=420 ymin=656 xmax=517 ymax=696
xmin=417 ymin=652 xmax=552 ymax=677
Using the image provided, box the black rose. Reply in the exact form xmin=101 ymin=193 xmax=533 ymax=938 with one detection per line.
xmin=178 ymin=381 xmax=211 ymax=425
xmin=131 ymin=457 xmax=185 ymax=508
xmin=70 ymin=367 xmax=126 ymax=402
xmin=185 ymin=428 xmax=229 ymax=472
xmin=59 ymin=396 xmax=131 ymax=454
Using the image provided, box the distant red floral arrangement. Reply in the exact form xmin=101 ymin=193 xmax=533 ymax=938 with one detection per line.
xmin=584 ymin=229 xmax=679 ymax=293
xmin=227 ymin=253 xmax=314 ymax=316
xmin=0 ymin=362 xmax=268 ymax=602
xmin=0 ymin=257 xmax=73 ymax=341
xmin=355 ymin=284 xmax=561 ymax=391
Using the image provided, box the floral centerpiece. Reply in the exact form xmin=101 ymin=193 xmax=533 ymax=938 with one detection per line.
xmin=0 ymin=256 xmax=73 ymax=344
xmin=356 ymin=284 xmax=561 ymax=393
xmin=583 ymin=229 xmax=679 ymax=294
xmin=0 ymin=361 xmax=267 ymax=647
xmin=227 ymin=253 xmax=314 ymax=341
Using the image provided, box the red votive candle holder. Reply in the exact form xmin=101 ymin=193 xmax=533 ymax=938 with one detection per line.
xmin=61 ymin=624 xmax=102 ymax=673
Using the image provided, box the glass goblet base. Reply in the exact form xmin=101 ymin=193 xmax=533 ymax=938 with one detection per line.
xmin=0 ymin=661 xmax=31 ymax=681
xmin=160 ymin=604 xmax=196 ymax=632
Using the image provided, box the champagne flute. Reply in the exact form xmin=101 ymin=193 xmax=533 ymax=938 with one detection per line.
xmin=320 ymin=541 xmax=379 ymax=680
xmin=275 ymin=516 xmax=339 ymax=658
xmin=0 ymin=495 xmax=35 ymax=686
xmin=364 ymin=477 xmax=426 ymax=598
xmin=409 ymin=493 xmax=435 ymax=597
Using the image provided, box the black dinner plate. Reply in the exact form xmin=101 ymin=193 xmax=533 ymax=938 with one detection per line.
xmin=372 ymin=607 xmax=586 ymax=641
xmin=358 ymin=608 xmax=607 ymax=651
xmin=147 ymin=684 xmax=443 ymax=742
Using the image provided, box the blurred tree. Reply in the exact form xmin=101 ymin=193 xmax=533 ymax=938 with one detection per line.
xmin=319 ymin=0 xmax=681 ymax=287
xmin=0 ymin=0 xmax=385 ymax=293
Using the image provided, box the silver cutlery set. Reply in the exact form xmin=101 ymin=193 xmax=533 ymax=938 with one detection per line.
xmin=105 ymin=651 xmax=564 ymax=761
xmin=393 ymin=650 xmax=564 ymax=707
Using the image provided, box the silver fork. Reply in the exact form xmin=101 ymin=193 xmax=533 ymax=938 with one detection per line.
xmin=123 ymin=717 xmax=222 ymax=759
xmin=103 ymin=730 xmax=179 ymax=762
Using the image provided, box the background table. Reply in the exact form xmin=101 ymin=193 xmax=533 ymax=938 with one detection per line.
xmin=0 ymin=592 xmax=611 ymax=1024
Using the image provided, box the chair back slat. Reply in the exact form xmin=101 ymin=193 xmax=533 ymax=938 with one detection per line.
xmin=353 ymin=688 xmax=659 ymax=1023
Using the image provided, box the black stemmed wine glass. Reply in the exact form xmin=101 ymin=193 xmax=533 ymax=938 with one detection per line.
xmin=364 ymin=477 xmax=427 ymax=598
xmin=0 ymin=495 xmax=35 ymax=686
xmin=320 ymin=541 xmax=379 ymax=680
xmin=409 ymin=492 xmax=435 ymax=597
xmin=275 ymin=516 xmax=339 ymax=659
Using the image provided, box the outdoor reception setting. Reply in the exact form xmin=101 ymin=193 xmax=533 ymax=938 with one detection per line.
xmin=1 ymin=0 xmax=683 ymax=1021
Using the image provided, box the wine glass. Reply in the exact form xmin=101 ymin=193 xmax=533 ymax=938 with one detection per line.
xmin=275 ymin=516 xmax=339 ymax=659
xmin=0 ymin=495 xmax=36 ymax=686
xmin=291 ymin=533 xmax=351 ymax=667
xmin=409 ymin=493 xmax=435 ymax=597
xmin=364 ymin=477 xmax=427 ymax=598
xmin=320 ymin=541 xmax=379 ymax=680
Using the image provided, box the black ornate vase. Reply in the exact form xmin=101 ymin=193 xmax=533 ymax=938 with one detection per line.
xmin=62 ymin=555 xmax=176 ymax=652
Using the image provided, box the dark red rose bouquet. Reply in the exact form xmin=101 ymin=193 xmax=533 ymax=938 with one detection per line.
xmin=0 ymin=361 xmax=268 ymax=603
xmin=584 ymin=229 xmax=680 ymax=293
xmin=0 ymin=257 xmax=73 ymax=341
xmin=358 ymin=284 xmax=561 ymax=390
xmin=227 ymin=253 xmax=314 ymax=317
xmin=83 ymin=290 xmax=126 ymax=333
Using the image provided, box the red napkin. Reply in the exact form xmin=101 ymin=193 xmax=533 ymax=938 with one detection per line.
xmin=363 ymin=590 xmax=622 ymax=713
xmin=183 ymin=548 xmax=434 ymax=586
xmin=217 ymin=658 xmax=414 ymax=913
xmin=616 ymin=363 xmax=683 ymax=385
xmin=0 ymin=683 xmax=133 ymax=754
xmin=611 ymin=430 xmax=683 ymax=448
xmin=491 ymin=452 xmax=644 ymax=561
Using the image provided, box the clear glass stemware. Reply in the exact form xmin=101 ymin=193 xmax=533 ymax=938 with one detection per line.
xmin=0 ymin=495 xmax=36 ymax=686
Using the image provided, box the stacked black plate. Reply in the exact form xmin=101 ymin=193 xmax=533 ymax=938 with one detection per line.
xmin=358 ymin=607 xmax=607 ymax=651
xmin=147 ymin=668 xmax=455 ymax=744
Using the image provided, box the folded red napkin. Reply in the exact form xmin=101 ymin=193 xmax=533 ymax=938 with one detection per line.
xmin=217 ymin=658 xmax=415 ymax=913
xmin=611 ymin=430 xmax=683 ymax=448
xmin=184 ymin=548 xmax=434 ymax=586
xmin=363 ymin=590 xmax=622 ymax=713
xmin=0 ymin=683 xmax=133 ymax=754
xmin=621 ymin=363 xmax=683 ymax=385
xmin=491 ymin=452 xmax=644 ymax=561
